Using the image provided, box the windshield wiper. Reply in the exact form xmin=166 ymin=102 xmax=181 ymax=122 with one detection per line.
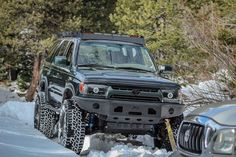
xmin=115 ymin=66 xmax=153 ymax=73
xmin=77 ymin=64 xmax=115 ymax=69
xmin=77 ymin=64 xmax=153 ymax=72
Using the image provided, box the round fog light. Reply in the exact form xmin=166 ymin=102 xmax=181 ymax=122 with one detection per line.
xmin=167 ymin=92 xmax=174 ymax=99
xmin=93 ymin=87 xmax=99 ymax=94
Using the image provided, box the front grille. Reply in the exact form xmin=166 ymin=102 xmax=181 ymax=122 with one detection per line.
xmin=110 ymin=94 xmax=160 ymax=102
xmin=178 ymin=122 xmax=204 ymax=154
xmin=110 ymin=85 xmax=160 ymax=102
xmin=111 ymin=86 xmax=159 ymax=93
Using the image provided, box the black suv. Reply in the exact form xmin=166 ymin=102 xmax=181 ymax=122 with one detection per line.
xmin=34 ymin=32 xmax=184 ymax=154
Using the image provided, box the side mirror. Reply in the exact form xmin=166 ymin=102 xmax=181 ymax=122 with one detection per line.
xmin=158 ymin=64 xmax=173 ymax=74
xmin=53 ymin=56 xmax=69 ymax=66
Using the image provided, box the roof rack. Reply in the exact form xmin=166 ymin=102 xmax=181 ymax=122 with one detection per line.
xmin=57 ymin=32 xmax=145 ymax=45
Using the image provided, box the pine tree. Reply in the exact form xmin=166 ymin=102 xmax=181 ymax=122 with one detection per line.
xmin=110 ymin=0 xmax=200 ymax=74
xmin=0 ymin=0 xmax=83 ymax=100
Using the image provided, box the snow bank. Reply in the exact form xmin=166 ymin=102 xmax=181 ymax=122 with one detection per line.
xmin=0 ymin=117 xmax=78 ymax=157
xmin=0 ymin=101 xmax=34 ymax=126
xmin=181 ymin=80 xmax=230 ymax=104
xmin=135 ymin=134 xmax=154 ymax=147
xmin=88 ymin=145 xmax=170 ymax=157
xmin=83 ymin=133 xmax=169 ymax=157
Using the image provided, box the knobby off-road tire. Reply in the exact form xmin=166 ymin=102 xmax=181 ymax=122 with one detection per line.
xmin=36 ymin=92 xmax=57 ymax=138
xmin=40 ymin=107 xmax=57 ymax=138
xmin=34 ymin=93 xmax=44 ymax=129
xmin=154 ymin=114 xmax=184 ymax=151
xmin=58 ymin=99 xmax=86 ymax=154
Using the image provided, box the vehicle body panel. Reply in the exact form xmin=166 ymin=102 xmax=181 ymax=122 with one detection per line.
xmin=187 ymin=101 xmax=236 ymax=126
xmin=39 ymin=33 xmax=184 ymax=133
xmin=177 ymin=101 xmax=236 ymax=156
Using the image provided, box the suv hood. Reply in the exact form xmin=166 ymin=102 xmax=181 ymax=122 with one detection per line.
xmin=187 ymin=101 xmax=236 ymax=126
xmin=77 ymin=69 xmax=180 ymax=89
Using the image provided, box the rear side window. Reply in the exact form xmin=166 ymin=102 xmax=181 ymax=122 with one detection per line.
xmin=57 ymin=41 xmax=69 ymax=56
xmin=65 ymin=42 xmax=75 ymax=66
xmin=45 ymin=40 xmax=62 ymax=62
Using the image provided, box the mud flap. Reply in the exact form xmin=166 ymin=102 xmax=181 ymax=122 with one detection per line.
xmin=165 ymin=119 xmax=176 ymax=151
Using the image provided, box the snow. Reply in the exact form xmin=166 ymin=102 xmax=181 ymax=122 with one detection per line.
xmin=181 ymin=80 xmax=230 ymax=104
xmin=0 ymin=87 xmax=22 ymax=106
xmin=88 ymin=145 xmax=170 ymax=157
xmin=0 ymin=101 xmax=34 ymax=125
xmin=135 ymin=135 xmax=154 ymax=147
xmin=181 ymin=80 xmax=232 ymax=116
xmin=0 ymin=101 xmax=171 ymax=157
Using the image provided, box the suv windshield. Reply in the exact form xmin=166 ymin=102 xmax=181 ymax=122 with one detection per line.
xmin=77 ymin=41 xmax=156 ymax=72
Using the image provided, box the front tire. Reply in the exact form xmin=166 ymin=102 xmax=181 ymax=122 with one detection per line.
xmin=35 ymin=92 xmax=57 ymax=138
xmin=40 ymin=107 xmax=57 ymax=138
xmin=153 ymin=114 xmax=183 ymax=151
xmin=34 ymin=94 xmax=42 ymax=129
xmin=58 ymin=99 xmax=86 ymax=154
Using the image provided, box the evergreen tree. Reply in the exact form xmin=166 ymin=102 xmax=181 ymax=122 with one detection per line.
xmin=81 ymin=0 xmax=117 ymax=32
xmin=110 ymin=0 xmax=203 ymax=76
xmin=0 ymin=0 xmax=83 ymax=100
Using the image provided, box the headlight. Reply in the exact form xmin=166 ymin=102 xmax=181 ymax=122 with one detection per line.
xmin=79 ymin=83 xmax=108 ymax=96
xmin=162 ymin=89 xmax=178 ymax=98
xmin=212 ymin=129 xmax=235 ymax=154
xmin=162 ymin=89 xmax=182 ymax=103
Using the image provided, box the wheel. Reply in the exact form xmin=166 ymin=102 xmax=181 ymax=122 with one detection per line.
xmin=58 ymin=99 xmax=86 ymax=154
xmin=34 ymin=92 xmax=46 ymax=129
xmin=153 ymin=114 xmax=184 ymax=151
xmin=36 ymin=92 xmax=57 ymax=138
xmin=34 ymin=95 xmax=41 ymax=129
xmin=40 ymin=107 xmax=57 ymax=138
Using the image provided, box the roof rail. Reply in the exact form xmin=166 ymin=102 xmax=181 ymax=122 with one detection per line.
xmin=57 ymin=32 xmax=145 ymax=45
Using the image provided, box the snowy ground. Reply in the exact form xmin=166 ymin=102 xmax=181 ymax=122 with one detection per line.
xmin=181 ymin=80 xmax=230 ymax=104
xmin=0 ymin=101 xmax=171 ymax=157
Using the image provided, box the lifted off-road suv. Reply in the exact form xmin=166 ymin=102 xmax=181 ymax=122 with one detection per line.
xmin=34 ymin=32 xmax=184 ymax=154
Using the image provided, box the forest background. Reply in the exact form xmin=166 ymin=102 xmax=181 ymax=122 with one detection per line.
xmin=0 ymin=0 xmax=235 ymax=101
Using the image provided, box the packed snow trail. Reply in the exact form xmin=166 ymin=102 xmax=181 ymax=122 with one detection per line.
xmin=0 ymin=101 xmax=78 ymax=157
xmin=0 ymin=101 xmax=171 ymax=157
xmin=0 ymin=117 xmax=79 ymax=157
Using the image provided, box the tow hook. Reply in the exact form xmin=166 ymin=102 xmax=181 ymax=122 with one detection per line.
xmin=165 ymin=119 xmax=176 ymax=151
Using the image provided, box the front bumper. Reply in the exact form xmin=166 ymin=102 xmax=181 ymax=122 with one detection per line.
xmin=73 ymin=96 xmax=184 ymax=124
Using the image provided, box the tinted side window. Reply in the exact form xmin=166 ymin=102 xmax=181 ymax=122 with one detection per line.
xmin=65 ymin=42 xmax=75 ymax=66
xmin=57 ymin=41 xmax=69 ymax=56
xmin=45 ymin=40 xmax=61 ymax=62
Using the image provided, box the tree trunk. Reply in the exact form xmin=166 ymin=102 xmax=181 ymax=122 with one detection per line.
xmin=25 ymin=54 xmax=42 ymax=102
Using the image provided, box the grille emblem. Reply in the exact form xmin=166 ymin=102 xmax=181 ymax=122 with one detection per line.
xmin=132 ymin=89 xmax=140 ymax=95
xmin=184 ymin=129 xmax=190 ymax=142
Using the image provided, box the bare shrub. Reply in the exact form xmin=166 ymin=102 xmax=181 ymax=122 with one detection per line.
xmin=180 ymin=2 xmax=236 ymax=101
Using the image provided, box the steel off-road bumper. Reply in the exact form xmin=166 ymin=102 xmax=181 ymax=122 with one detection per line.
xmin=73 ymin=96 xmax=184 ymax=125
